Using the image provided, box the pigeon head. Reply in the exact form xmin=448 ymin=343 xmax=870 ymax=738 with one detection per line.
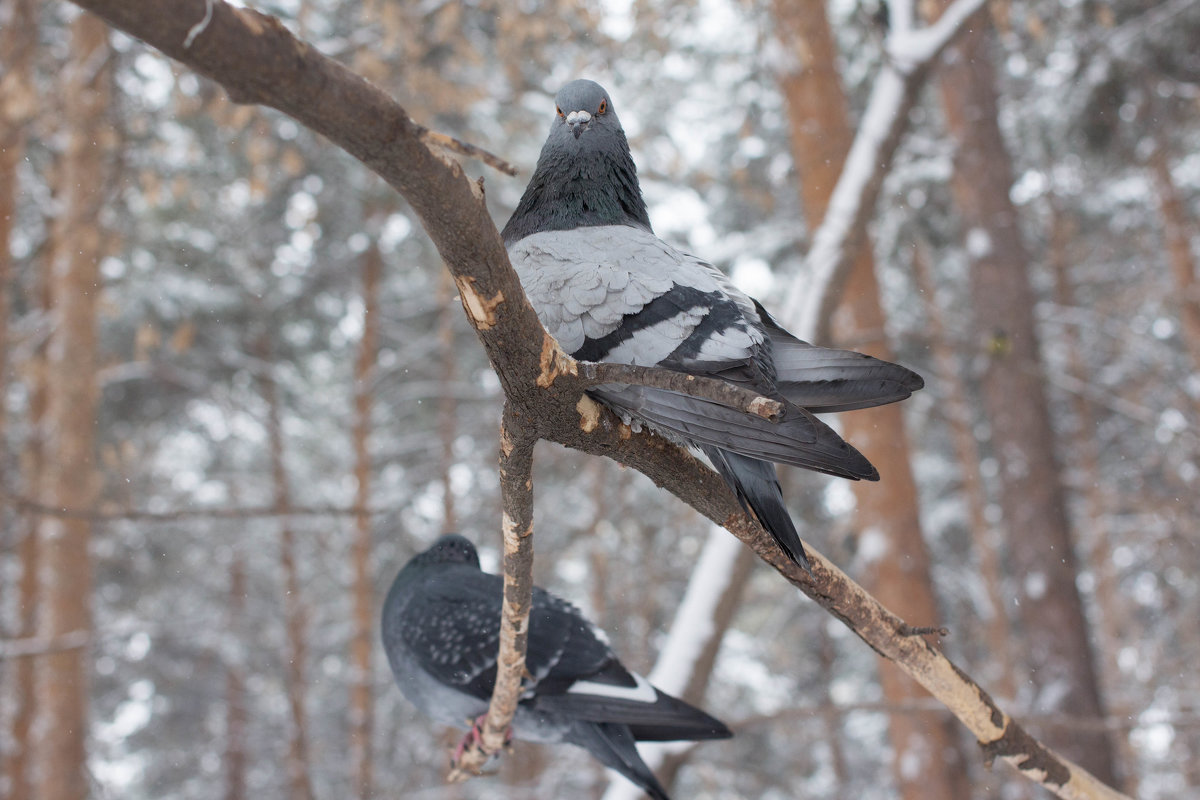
xmin=552 ymin=79 xmax=618 ymax=141
xmin=501 ymin=79 xmax=651 ymax=244
xmin=409 ymin=534 xmax=481 ymax=570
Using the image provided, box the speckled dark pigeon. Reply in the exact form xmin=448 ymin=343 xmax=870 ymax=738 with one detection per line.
xmin=381 ymin=534 xmax=731 ymax=800
xmin=501 ymin=79 xmax=924 ymax=570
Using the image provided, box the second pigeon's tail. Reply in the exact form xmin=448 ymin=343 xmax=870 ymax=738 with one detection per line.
xmin=704 ymin=446 xmax=812 ymax=572
xmin=567 ymin=721 xmax=671 ymax=800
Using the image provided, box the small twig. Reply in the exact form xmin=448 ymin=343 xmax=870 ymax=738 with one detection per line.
xmin=578 ymin=361 xmax=784 ymax=422
xmin=183 ymin=0 xmax=213 ymax=48
xmin=0 ymin=629 xmax=90 ymax=659
xmin=897 ymin=623 xmax=950 ymax=638
xmin=417 ymin=127 xmax=518 ymax=177
xmin=448 ymin=402 xmax=537 ymax=780
xmin=1 ymin=489 xmax=387 ymax=522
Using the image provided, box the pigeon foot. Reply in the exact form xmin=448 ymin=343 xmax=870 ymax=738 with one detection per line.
xmin=453 ymin=714 xmax=513 ymax=763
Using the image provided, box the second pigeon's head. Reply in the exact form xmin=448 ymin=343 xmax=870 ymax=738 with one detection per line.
xmin=549 ymin=79 xmax=625 ymax=146
xmin=408 ymin=533 xmax=481 ymax=571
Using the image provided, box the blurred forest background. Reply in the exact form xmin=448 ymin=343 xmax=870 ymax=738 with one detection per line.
xmin=2 ymin=0 xmax=1199 ymax=798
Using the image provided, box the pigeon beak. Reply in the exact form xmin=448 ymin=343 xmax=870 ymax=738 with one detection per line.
xmin=565 ymin=109 xmax=592 ymax=139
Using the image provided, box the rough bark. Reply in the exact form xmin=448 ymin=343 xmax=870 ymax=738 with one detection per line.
xmin=30 ymin=13 xmax=109 ymax=800
xmin=929 ymin=4 xmax=1119 ymax=786
xmin=59 ymin=3 xmax=1135 ymax=797
xmin=772 ymin=1 xmax=970 ymax=796
xmin=348 ymin=240 xmax=381 ymax=799
xmin=448 ymin=402 xmax=537 ymax=780
xmin=258 ymin=337 xmax=316 ymax=800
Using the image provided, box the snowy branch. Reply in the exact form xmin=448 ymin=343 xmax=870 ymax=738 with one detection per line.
xmin=782 ymin=0 xmax=987 ymax=340
xmin=69 ymin=2 xmax=1132 ymax=798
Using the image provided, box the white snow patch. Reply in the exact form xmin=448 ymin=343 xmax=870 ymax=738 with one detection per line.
xmin=898 ymin=745 xmax=925 ymax=780
xmin=1023 ymin=571 xmax=1047 ymax=600
xmin=857 ymin=527 xmax=891 ymax=566
xmin=731 ymin=257 xmax=775 ymax=299
xmin=1132 ymin=723 xmax=1175 ymax=758
xmin=965 ymin=227 xmax=993 ymax=259
xmin=1036 ymin=680 xmax=1072 ymax=712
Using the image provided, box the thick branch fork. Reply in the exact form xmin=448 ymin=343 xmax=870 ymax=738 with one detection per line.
xmin=68 ymin=2 xmax=1133 ymax=798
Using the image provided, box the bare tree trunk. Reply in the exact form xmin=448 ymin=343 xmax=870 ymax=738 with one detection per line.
xmin=1048 ymin=208 xmax=1139 ymax=797
xmin=771 ymin=2 xmax=970 ymax=797
xmin=348 ymin=237 xmax=381 ymax=800
xmin=0 ymin=0 xmax=35 ymax=483
xmin=224 ymin=546 xmax=248 ymax=800
xmin=1149 ymin=143 xmax=1200 ymax=369
xmin=929 ymin=5 xmax=1119 ymax=785
xmin=0 ymin=1 xmax=39 ymax=793
xmin=30 ymin=13 xmax=109 ymax=800
xmin=259 ymin=341 xmax=317 ymax=800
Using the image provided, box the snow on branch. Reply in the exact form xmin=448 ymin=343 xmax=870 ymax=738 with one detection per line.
xmin=782 ymin=0 xmax=987 ymax=340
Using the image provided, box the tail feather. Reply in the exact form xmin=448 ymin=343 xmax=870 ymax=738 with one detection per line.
xmin=754 ymin=300 xmax=925 ymax=413
xmin=704 ymin=446 xmax=811 ymax=571
xmin=594 ymin=385 xmax=878 ymax=480
xmin=567 ymin=722 xmax=671 ymax=800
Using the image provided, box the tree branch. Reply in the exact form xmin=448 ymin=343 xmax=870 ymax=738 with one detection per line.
xmin=0 ymin=630 xmax=90 ymax=659
xmin=576 ymin=361 xmax=783 ymax=421
xmin=67 ymin=2 xmax=1132 ymax=797
xmin=449 ymin=403 xmax=537 ymax=780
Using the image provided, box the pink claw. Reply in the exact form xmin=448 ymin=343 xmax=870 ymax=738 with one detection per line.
xmin=452 ymin=714 xmax=513 ymax=763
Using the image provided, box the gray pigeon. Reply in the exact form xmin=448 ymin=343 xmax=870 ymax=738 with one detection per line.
xmin=501 ymin=79 xmax=924 ymax=570
xmin=381 ymin=534 xmax=731 ymax=800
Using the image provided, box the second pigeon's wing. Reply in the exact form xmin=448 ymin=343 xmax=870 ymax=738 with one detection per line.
xmin=394 ymin=568 xmax=505 ymax=701
xmin=400 ymin=571 xmax=614 ymax=703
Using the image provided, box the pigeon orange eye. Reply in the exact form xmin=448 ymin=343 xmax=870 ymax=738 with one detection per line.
xmin=556 ymin=106 xmax=564 ymax=117
xmin=598 ymin=99 xmax=607 ymax=115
